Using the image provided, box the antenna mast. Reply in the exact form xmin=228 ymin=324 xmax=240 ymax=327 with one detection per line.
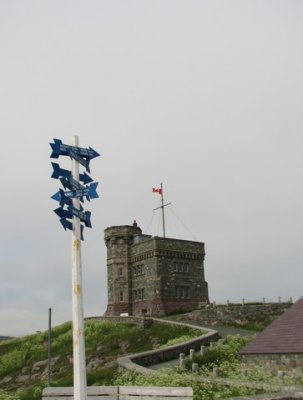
xmin=153 ymin=182 xmax=171 ymax=238
xmin=160 ymin=183 xmax=166 ymax=237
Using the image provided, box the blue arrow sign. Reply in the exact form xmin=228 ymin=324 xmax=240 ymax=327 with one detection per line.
xmin=69 ymin=151 xmax=90 ymax=173
xmin=52 ymin=188 xmax=86 ymax=206
xmin=60 ymin=176 xmax=85 ymax=191
xmin=68 ymin=206 xmax=92 ymax=228
xmin=52 ymin=189 xmax=85 ymax=205
xmin=51 ymin=190 xmax=63 ymax=203
xmin=54 ymin=206 xmax=72 ymax=220
xmin=50 ymin=139 xmax=100 ymax=160
xmin=51 ymin=162 xmax=71 ymax=179
xmin=52 ymin=188 xmax=90 ymax=205
xmin=80 ymin=171 xmax=93 ymax=185
xmin=54 ymin=206 xmax=91 ymax=227
xmin=64 ymin=182 xmax=99 ymax=200
xmin=60 ymin=177 xmax=90 ymax=202
xmin=51 ymin=162 xmax=93 ymax=184
xmin=60 ymin=217 xmax=72 ymax=231
xmin=51 ymin=189 xmax=73 ymax=206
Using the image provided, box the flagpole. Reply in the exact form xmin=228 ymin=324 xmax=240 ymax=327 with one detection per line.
xmin=71 ymin=135 xmax=87 ymax=400
xmin=160 ymin=183 xmax=166 ymax=238
xmin=153 ymin=183 xmax=171 ymax=238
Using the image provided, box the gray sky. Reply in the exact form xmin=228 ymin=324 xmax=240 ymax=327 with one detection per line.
xmin=1 ymin=0 xmax=302 ymax=337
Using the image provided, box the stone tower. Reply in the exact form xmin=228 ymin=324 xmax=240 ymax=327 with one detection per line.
xmin=104 ymin=222 xmax=209 ymax=317
xmin=104 ymin=222 xmax=142 ymax=315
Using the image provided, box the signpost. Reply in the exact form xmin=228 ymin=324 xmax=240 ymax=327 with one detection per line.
xmin=50 ymin=136 xmax=100 ymax=400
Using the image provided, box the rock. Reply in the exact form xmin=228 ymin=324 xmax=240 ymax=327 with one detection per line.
xmin=16 ymin=375 xmax=30 ymax=383
xmin=32 ymin=359 xmax=48 ymax=372
xmin=119 ymin=340 xmax=129 ymax=353
xmin=149 ymin=336 xmax=159 ymax=349
xmin=103 ymin=359 xmax=117 ymax=369
xmin=59 ymin=366 xmax=69 ymax=374
xmin=87 ymin=357 xmax=104 ymax=372
xmin=30 ymin=373 xmax=41 ymax=381
xmin=0 ymin=376 xmax=12 ymax=384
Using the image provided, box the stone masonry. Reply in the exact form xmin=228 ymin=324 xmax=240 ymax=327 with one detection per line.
xmin=104 ymin=222 xmax=209 ymax=317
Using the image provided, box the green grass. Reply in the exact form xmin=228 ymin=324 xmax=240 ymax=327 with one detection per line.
xmin=0 ymin=389 xmax=20 ymax=400
xmin=0 ymin=319 xmax=201 ymax=399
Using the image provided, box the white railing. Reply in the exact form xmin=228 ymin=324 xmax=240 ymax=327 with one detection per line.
xmin=210 ymin=297 xmax=293 ymax=307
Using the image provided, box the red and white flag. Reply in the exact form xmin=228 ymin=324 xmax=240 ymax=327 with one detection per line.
xmin=152 ymin=187 xmax=162 ymax=195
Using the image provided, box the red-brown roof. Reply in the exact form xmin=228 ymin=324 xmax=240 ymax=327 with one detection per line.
xmin=240 ymin=298 xmax=303 ymax=355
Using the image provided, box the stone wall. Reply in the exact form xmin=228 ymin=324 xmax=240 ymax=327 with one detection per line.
xmin=117 ymin=318 xmax=219 ymax=373
xmin=241 ymin=354 xmax=303 ymax=371
xmin=182 ymin=302 xmax=292 ymax=325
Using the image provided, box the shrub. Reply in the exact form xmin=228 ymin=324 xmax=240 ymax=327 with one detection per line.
xmin=186 ymin=335 xmax=250 ymax=370
xmin=113 ymin=368 xmax=260 ymax=400
xmin=0 ymin=389 xmax=20 ymax=400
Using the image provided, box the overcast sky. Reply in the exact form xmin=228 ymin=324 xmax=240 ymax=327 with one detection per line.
xmin=1 ymin=0 xmax=302 ymax=337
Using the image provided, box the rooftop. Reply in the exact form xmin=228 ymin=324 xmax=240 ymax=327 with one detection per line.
xmin=240 ymin=298 xmax=303 ymax=355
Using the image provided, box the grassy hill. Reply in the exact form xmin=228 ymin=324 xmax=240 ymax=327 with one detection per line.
xmin=0 ymin=318 xmax=201 ymax=400
xmin=2 ymin=313 xmax=299 ymax=400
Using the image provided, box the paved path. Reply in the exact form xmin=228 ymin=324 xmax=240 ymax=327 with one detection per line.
xmin=188 ymin=322 xmax=254 ymax=337
xmin=161 ymin=316 xmax=255 ymax=337
xmin=148 ymin=320 xmax=254 ymax=371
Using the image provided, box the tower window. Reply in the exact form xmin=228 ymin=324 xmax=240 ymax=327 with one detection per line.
xmin=134 ymin=288 xmax=145 ymax=301
xmin=175 ymin=286 xmax=189 ymax=298
xmin=119 ymin=290 xmax=124 ymax=302
xmin=118 ymin=267 xmax=123 ymax=276
xmin=133 ymin=264 xmax=145 ymax=276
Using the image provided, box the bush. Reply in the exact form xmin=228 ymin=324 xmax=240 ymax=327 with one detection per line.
xmin=186 ymin=335 xmax=250 ymax=370
xmin=18 ymin=383 xmax=46 ymax=400
xmin=113 ymin=368 xmax=260 ymax=400
xmin=0 ymin=389 xmax=20 ymax=400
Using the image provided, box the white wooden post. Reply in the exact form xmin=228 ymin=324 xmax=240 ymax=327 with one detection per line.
xmin=200 ymin=345 xmax=206 ymax=355
xmin=71 ymin=135 xmax=87 ymax=400
xmin=192 ymin=363 xmax=199 ymax=372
